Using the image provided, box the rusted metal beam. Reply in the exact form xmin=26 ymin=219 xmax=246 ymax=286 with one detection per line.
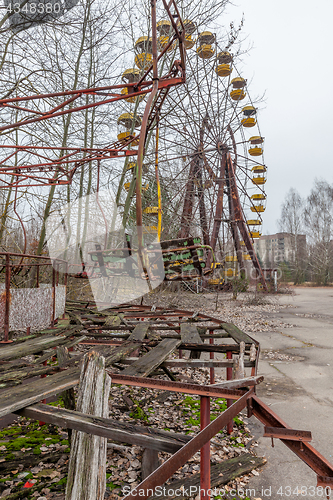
xmin=250 ymin=395 xmax=333 ymax=482
xmin=263 ymin=426 xmax=312 ymax=442
xmin=108 ymin=372 xmax=253 ymax=399
xmin=122 ymin=389 xmax=253 ymax=500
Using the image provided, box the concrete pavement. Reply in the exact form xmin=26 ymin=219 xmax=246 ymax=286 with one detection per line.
xmin=242 ymin=288 xmax=333 ymax=499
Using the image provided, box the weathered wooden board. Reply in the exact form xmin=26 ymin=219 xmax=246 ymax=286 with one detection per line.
xmin=180 ymin=323 xmax=202 ymax=344
xmin=211 ymin=375 xmax=263 ymax=390
xmin=0 ymin=367 xmax=80 ymax=418
xmin=35 ymin=335 xmax=87 ymax=365
xmin=220 ymin=322 xmax=254 ymax=345
xmin=123 ymin=339 xmax=181 ymax=377
xmin=65 ymin=351 xmax=111 ymax=500
xmin=0 ymin=332 xmax=78 ymax=361
xmin=149 ymin=454 xmax=266 ymax=499
xmin=128 ymin=323 xmax=150 ymax=341
xmin=180 ymin=323 xmax=203 ymax=359
xmin=15 ymin=403 xmax=192 ymax=453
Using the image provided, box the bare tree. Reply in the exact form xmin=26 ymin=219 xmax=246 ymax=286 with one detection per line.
xmin=304 ymin=180 xmax=333 ymax=285
xmin=278 ymin=188 xmax=306 ymax=284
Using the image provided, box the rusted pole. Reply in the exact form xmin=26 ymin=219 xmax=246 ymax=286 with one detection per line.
xmin=209 ymin=330 xmax=214 ymax=384
xmin=4 ymin=254 xmax=11 ymax=342
xmin=135 ymin=0 xmax=159 ymax=281
xmin=36 ymin=263 xmax=40 ymax=288
xmin=200 ymin=396 xmax=210 ymax=499
xmin=51 ymin=267 xmax=56 ymax=327
xmin=226 ymin=350 xmax=233 ymax=434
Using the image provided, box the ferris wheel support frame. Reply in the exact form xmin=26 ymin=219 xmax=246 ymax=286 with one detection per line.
xmin=226 ymin=154 xmax=268 ymax=291
xmin=0 ymin=0 xmax=186 ymax=189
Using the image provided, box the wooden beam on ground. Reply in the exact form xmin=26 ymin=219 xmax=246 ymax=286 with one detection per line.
xmin=122 ymin=339 xmax=181 ymax=377
xmin=65 ymin=351 xmax=111 ymax=500
xmin=15 ymin=403 xmax=192 ymax=453
xmin=220 ymin=322 xmax=255 ymax=345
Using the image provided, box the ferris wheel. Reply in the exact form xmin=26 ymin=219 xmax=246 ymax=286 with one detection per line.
xmin=114 ymin=19 xmax=268 ymax=288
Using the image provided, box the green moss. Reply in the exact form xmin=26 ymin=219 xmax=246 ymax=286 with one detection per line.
xmin=5 ymin=453 xmax=16 ymax=460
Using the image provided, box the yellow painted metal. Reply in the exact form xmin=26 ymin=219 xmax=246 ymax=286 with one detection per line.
xmin=247 ymin=219 xmax=262 ymax=226
xmin=121 ymin=87 xmax=145 ymax=103
xmin=184 ymin=34 xmax=195 ymax=49
xmin=143 ymin=226 xmax=164 ymax=234
xmin=230 ymin=89 xmax=246 ymax=101
xmin=242 ymin=105 xmax=256 ymax=116
xmin=231 ymin=77 xmax=246 ymax=88
xmin=117 ymin=131 xmax=131 ymax=142
xmin=118 ymin=113 xmax=142 ymax=129
xmin=157 ymin=20 xmax=171 ymax=34
xmin=181 ymin=19 xmax=196 ymax=34
xmin=241 ymin=117 xmax=256 ymax=127
xmin=250 ymin=205 xmax=265 ymax=213
xmin=226 ymin=268 xmax=236 ymax=277
xmin=250 ymin=231 xmax=261 ymax=238
xmin=158 ymin=36 xmax=175 ymax=52
xmin=198 ymin=31 xmax=215 ymax=44
xmin=249 ymin=146 xmax=263 ymax=156
xmin=135 ymin=53 xmax=153 ymax=70
xmin=251 ymin=193 xmax=266 ymax=200
xmin=216 ymin=63 xmax=232 ymax=77
xmin=249 ymin=136 xmax=264 ymax=145
xmin=208 ymin=278 xmax=221 ymax=285
xmin=124 ymin=182 xmax=131 ymax=192
xmin=197 ymin=44 xmax=215 ymax=59
xmin=252 ymin=176 xmax=266 ymax=185
xmin=243 ymin=254 xmax=251 ymax=260
xmin=122 ymin=68 xmax=140 ymax=83
xmin=251 ymin=165 xmax=266 ymax=173
xmin=127 ymin=162 xmax=136 ymax=170
xmin=135 ymin=36 xmax=153 ymax=52
xmin=155 ymin=120 xmax=162 ymax=242
xmin=143 ymin=206 xmax=159 ymax=214
xmin=142 ymin=183 xmax=149 ymax=192
xmin=225 ymin=255 xmax=238 ymax=262
xmin=217 ymin=51 xmax=232 ymax=64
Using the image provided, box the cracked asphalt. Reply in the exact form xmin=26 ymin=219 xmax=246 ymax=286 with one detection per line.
xmin=241 ymin=288 xmax=333 ymax=499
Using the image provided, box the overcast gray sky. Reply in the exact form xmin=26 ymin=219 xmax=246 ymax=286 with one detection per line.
xmin=223 ymin=0 xmax=333 ymax=234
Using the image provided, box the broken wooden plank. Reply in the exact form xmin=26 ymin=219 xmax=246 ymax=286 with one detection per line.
xmin=0 ymin=331 xmax=79 ymax=361
xmin=220 ymin=322 xmax=255 ymax=345
xmin=180 ymin=323 xmax=202 ymax=359
xmin=148 ymin=454 xmax=266 ymax=499
xmin=0 ymin=364 xmax=60 ymax=384
xmin=211 ymin=375 xmax=263 ymax=390
xmin=180 ymin=323 xmax=202 ymax=343
xmin=66 ymin=351 xmax=111 ymax=500
xmin=35 ymin=335 xmax=87 ymax=365
xmin=142 ymin=449 xmax=160 ymax=480
xmin=16 ymin=402 xmax=192 ymax=453
xmin=128 ymin=322 xmax=150 ymax=341
xmin=0 ymin=367 xmax=80 ymax=418
xmin=122 ymin=339 xmax=181 ymax=377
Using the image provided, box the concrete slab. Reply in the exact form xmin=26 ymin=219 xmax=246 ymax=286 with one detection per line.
xmin=244 ymin=288 xmax=333 ymax=499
